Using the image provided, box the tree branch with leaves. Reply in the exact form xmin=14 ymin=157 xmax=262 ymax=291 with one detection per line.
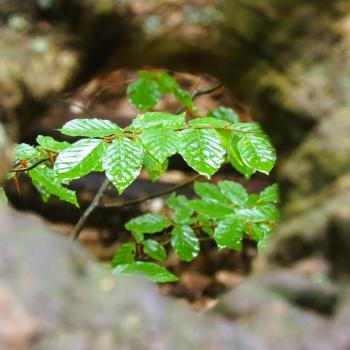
xmin=1 ymin=70 xmax=279 ymax=282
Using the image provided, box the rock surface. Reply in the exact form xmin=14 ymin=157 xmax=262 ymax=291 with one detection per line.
xmin=0 ymin=207 xmax=258 ymax=350
xmin=1 ymin=208 xmax=350 ymax=349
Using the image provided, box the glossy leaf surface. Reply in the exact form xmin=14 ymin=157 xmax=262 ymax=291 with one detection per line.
xmin=113 ymin=262 xmax=178 ymax=283
xmin=36 ymin=135 xmax=70 ymax=152
xmin=59 ymin=118 xmax=123 ymax=138
xmin=103 ymin=138 xmax=143 ymax=194
xmin=125 ymin=214 xmax=171 ymax=234
xmin=29 ymin=165 xmax=78 ymax=207
xmin=218 ymin=180 xmax=248 ymax=206
xmin=143 ymin=239 xmax=167 ymax=262
xmin=237 ymin=134 xmax=276 ymax=174
xmin=141 ymin=125 xmax=178 ymax=163
xmin=54 ymin=138 xmax=105 ymax=181
xmin=177 ymin=128 xmax=225 ymax=178
xmin=171 ymin=225 xmax=200 ymax=261
xmin=207 ymin=107 xmax=240 ymax=124
xmin=111 ymin=242 xmax=136 ymax=268
xmin=214 ymin=215 xmax=244 ymax=250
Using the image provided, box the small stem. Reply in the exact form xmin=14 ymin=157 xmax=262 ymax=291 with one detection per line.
xmin=10 ymin=158 xmax=50 ymax=173
xmin=71 ymin=178 xmax=110 ymax=240
xmin=172 ymin=124 xmax=262 ymax=134
xmin=192 ymin=82 xmax=223 ymax=99
xmin=102 ymin=174 xmax=201 ymax=208
xmin=176 ymin=82 xmax=223 ymax=114
xmin=12 ymin=176 xmax=21 ymax=194
xmin=198 ymin=237 xmax=212 ymax=242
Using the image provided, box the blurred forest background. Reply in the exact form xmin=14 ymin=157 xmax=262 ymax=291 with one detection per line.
xmin=2 ymin=0 xmax=350 ymax=349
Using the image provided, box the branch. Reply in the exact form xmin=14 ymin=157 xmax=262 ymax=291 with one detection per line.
xmin=102 ymin=174 xmax=201 ymax=208
xmin=10 ymin=158 xmax=50 ymax=173
xmin=191 ymin=82 xmax=223 ymax=99
xmin=72 ymin=174 xmax=200 ymax=240
xmin=176 ymin=82 xmax=223 ymax=114
xmin=71 ymin=178 xmax=110 ymax=240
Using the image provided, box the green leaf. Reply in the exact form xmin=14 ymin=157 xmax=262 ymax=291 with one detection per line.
xmin=247 ymin=194 xmax=260 ymax=206
xmin=237 ymin=134 xmax=276 ymax=174
xmin=173 ymin=87 xmax=193 ymax=110
xmin=207 ymin=107 xmax=240 ymax=124
xmin=165 ymin=192 xmax=182 ymax=209
xmin=143 ymin=239 xmax=167 ymax=261
xmin=29 ymin=164 xmax=78 ymax=207
xmin=141 ymin=125 xmax=178 ymax=163
xmin=248 ymin=223 xmax=272 ymax=242
xmin=214 ymin=215 xmax=244 ymax=250
xmin=197 ymin=215 xmax=214 ymax=236
xmin=132 ymin=231 xmax=144 ymax=243
xmin=218 ymin=180 xmax=248 ymax=206
xmin=111 ymin=242 xmax=136 ymax=268
xmin=189 ymin=117 xmax=229 ymax=128
xmin=14 ymin=143 xmax=40 ymax=159
xmin=188 ymin=199 xmax=233 ymax=220
xmin=140 ymin=71 xmax=177 ymax=93
xmin=194 ymin=181 xmax=230 ymax=204
xmin=171 ymin=225 xmax=200 ymax=261
xmin=54 ymin=138 xmax=105 ymax=181
xmin=217 ymin=130 xmax=255 ymax=179
xmin=36 ymin=135 xmax=70 ymax=152
xmin=103 ymin=137 xmax=143 ymax=194
xmin=0 ymin=187 xmax=8 ymax=205
xmin=91 ymin=152 xmax=105 ymax=172
xmin=32 ymin=179 xmax=51 ymax=202
xmin=143 ymin=150 xmax=168 ymax=182
xmin=113 ymin=262 xmax=178 ymax=283
xmin=233 ymin=122 xmax=263 ymax=133
xmin=125 ymin=214 xmax=171 ymax=234
xmin=177 ymin=128 xmax=225 ymax=178
xmin=137 ymin=71 xmax=194 ymax=110
xmin=127 ymin=78 xmax=161 ymax=112
xmin=131 ymin=112 xmax=186 ymax=130
xmin=236 ymin=204 xmax=279 ymax=223
xmin=259 ymin=184 xmax=279 ymax=204
xmin=59 ymin=118 xmax=123 ymax=138
xmin=166 ymin=193 xmax=194 ymax=225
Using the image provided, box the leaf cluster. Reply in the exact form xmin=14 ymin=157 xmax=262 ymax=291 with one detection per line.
xmin=112 ymin=181 xmax=279 ymax=282
xmin=6 ymin=111 xmax=275 ymax=206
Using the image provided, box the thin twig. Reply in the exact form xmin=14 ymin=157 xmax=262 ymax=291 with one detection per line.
xmin=71 ymin=179 xmax=110 ymax=240
xmin=10 ymin=158 xmax=50 ymax=173
xmin=102 ymin=174 xmax=201 ymax=208
xmin=176 ymin=82 xmax=223 ymax=114
xmin=191 ymin=82 xmax=223 ymax=99
xmin=73 ymin=174 xmax=200 ymax=240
